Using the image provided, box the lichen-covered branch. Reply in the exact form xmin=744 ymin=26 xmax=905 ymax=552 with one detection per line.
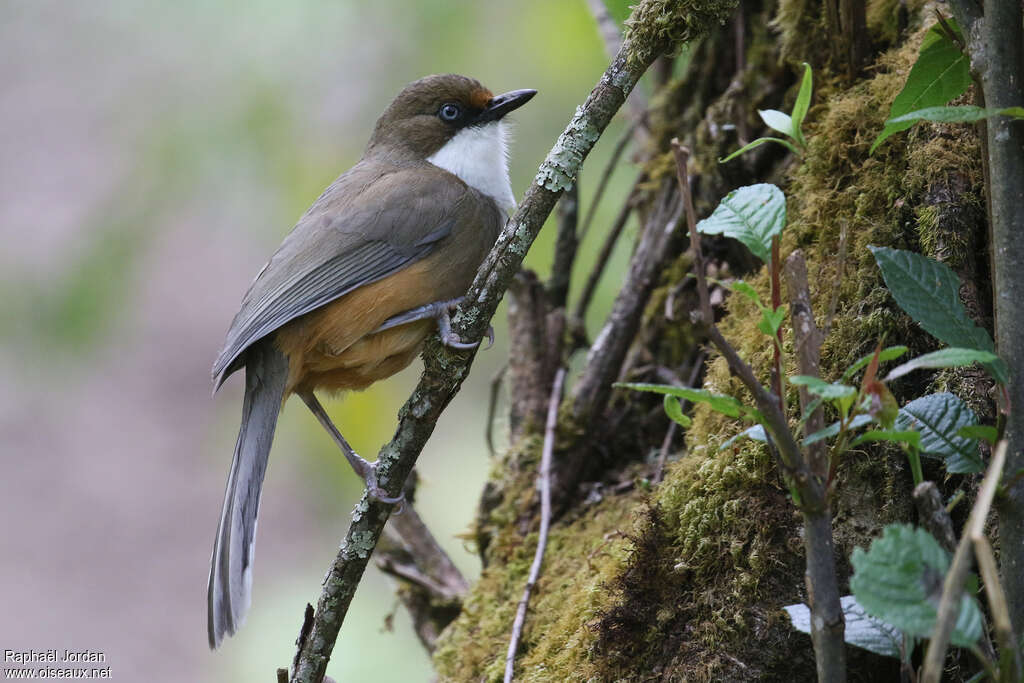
xmin=287 ymin=3 xmax=739 ymax=679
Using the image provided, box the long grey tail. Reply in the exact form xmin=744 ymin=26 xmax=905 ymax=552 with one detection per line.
xmin=207 ymin=340 xmax=289 ymax=649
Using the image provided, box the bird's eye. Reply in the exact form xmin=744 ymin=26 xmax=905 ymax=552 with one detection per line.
xmin=439 ymin=103 xmax=462 ymax=122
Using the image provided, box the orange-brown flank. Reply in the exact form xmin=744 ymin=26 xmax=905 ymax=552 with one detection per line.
xmin=274 ymin=257 xmax=448 ymax=397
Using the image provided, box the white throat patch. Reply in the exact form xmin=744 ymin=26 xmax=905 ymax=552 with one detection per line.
xmin=427 ymin=121 xmax=515 ymax=213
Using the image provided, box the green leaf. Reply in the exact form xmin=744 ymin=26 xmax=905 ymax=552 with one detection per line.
xmin=957 ymin=425 xmax=998 ymax=445
xmin=756 ymin=305 xmax=787 ymax=337
xmin=790 ymin=376 xmax=857 ymax=400
xmin=884 ymin=347 xmax=1000 ymax=382
xmin=785 ymin=596 xmax=902 ymax=658
xmin=871 ymin=20 xmax=971 ymax=153
xmin=842 ymin=346 xmax=909 ymax=382
xmin=887 ymin=105 xmax=1024 ymax=125
xmin=790 ymin=62 xmax=813 ymax=146
xmin=851 ymin=524 xmax=984 ymax=647
xmin=758 ymin=109 xmax=796 ymax=139
xmin=851 ymin=429 xmax=922 ymax=449
xmin=663 ymin=395 xmax=692 ymax=428
xmin=616 ymin=383 xmax=751 ymax=420
xmin=730 ymin=280 xmax=763 ymax=306
xmin=720 ymin=424 xmax=767 ymax=450
xmin=697 ymin=184 xmax=786 ymax=263
xmin=804 ymin=414 xmax=874 ymax=446
xmin=868 ymin=246 xmax=1007 ymax=382
xmin=895 ymin=393 xmax=983 ymax=473
xmin=719 ymin=136 xmax=803 ymax=163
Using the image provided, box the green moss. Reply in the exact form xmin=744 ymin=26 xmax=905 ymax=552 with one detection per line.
xmin=624 ymin=0 xmax=739 ymax=65
xmin=434 ymin=485 xmax=648 ymax=682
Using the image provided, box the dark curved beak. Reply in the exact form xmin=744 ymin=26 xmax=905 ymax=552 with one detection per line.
xmin=476 ymin=89 xmax=537 ymax=125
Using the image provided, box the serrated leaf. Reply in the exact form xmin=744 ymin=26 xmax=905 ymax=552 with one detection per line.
xmin=719 ymin=136 xmax=802 ymax=163
xmin=842 ymin=346 xmax=909 ymax=382
xmin=871 ymin=21 xmax=971 ymax=153
xmin=869 ymin=246 xmax=1006 ymax=382
xmin=884 ymin=348 xmax=1000 ymax=382
xmin=616 ymin=383 xmax=751 ymax=420
xmin=851 ymin=524 xmax=984 ymax=647
xmin=790 ymin=376 xmax=857 ymax=400
xmin=804 ymin=413 xmax=874 ymax=446
xmin=790 ymin=62 xmax=813 ymax=146
xmin=887 ymin=105 xmax=1024 ymax=125
xmin=759 ymin=109 xmax=796 ymax=138
xmin=663 ymin=395 xmax=692 ymax=428
xmin=720 ymin=424 xmax=767 ymax=450
xmin=895 ymin=393 xmax=983 ymax=473
xmin=785 ymin=596 xmax=902 ymax=658
xmin=697 ymin=184 xmax=786 ymax=263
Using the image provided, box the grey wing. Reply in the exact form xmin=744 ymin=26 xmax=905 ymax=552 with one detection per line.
xmin=212 ymin=166 xmax=463 ymax=389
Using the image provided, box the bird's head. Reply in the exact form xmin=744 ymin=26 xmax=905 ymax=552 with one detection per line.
xmin=365 ymin=74 xmax=536 ymax=161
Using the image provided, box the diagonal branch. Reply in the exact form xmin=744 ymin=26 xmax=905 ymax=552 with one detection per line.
xmin=285 ymin=2 xmax=743 ymax=673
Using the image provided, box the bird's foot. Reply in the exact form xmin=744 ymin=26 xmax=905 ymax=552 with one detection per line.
xmin=374 ymin=297 xmax=494 ymax=350
xmin=349 ymin=456 xmax=404 ymax=506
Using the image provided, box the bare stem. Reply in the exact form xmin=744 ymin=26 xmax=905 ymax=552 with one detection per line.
xmin=504 ymin=367 xmax=566 ymax=683
xmin=671 ymin=138 xmax=846 ymax=683
xmin=921 ymin=441 xmax=1008 ymax=683
xmin=784 ymin=250 xmax=826 ymax=478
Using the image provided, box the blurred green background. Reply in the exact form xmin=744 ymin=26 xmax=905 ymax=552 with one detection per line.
xmin=0 ymin=1 xmax=641 ymax=680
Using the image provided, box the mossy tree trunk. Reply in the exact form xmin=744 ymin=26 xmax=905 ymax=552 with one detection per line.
xmin=412 ymin=1 xmax=1004 ymax=680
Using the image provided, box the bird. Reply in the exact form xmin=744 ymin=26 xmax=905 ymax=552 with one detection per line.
xmin=207 ymin=74 xmax=535 ymax=648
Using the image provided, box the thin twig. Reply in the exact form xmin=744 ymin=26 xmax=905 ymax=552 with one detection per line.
xmin=921 ymin=440 xmax=1008 ymax=683
xmin=547 ymin=183 xmax=579 ymax=309
xmin=586 ymin=0 xmax=624 ymax=56
xmin=654 ymin=422 xmax=678 ymax=483
xmin=578 ymin=123 xmax=636 ymax=241
xmin=486 ymin=364 xmax=508 ymax=456
xmin=654 ymin=350 xmax=704 ymax=483
xmin=973 ymin=534 xmax=1022 ymax=680
xmin=572 ymin=174 xmax=642 ymax=324
xmin=584 ymin=0 xmax=650 ymax=146
xmin=504 ymin=367 xmax=566 ymax=683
